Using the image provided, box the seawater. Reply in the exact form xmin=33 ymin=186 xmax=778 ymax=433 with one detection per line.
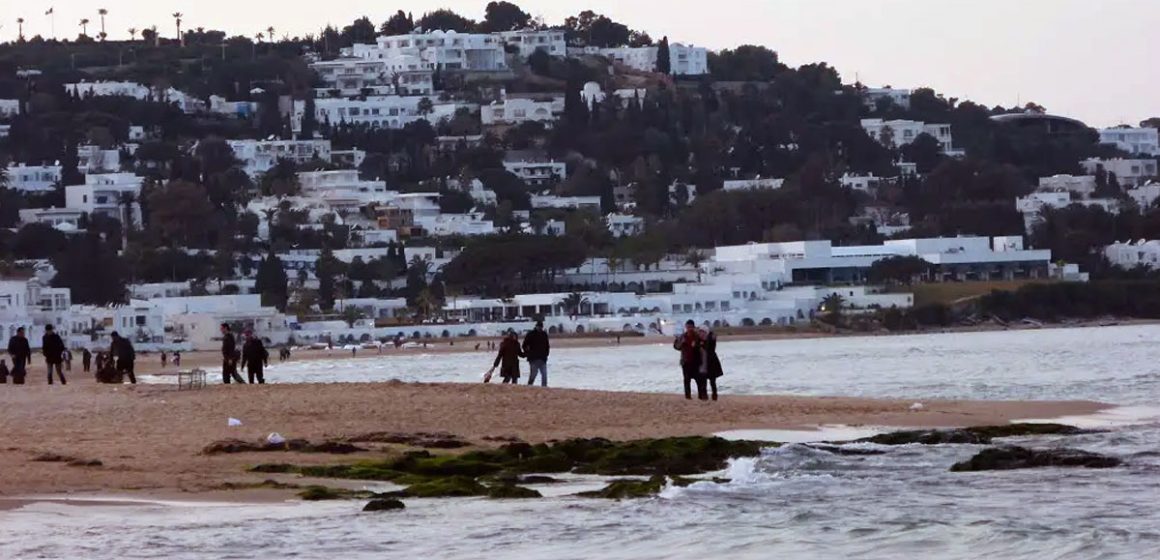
xmin=4 ymin=325 xmax=1160 ymax=559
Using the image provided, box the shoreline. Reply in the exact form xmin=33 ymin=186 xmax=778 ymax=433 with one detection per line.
xmin=0 ymin=380 xmax=1111 ymax=502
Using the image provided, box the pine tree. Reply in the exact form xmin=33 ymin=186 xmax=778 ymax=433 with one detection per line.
xmin=254 ymin=253 xmax=290 ymax=310
xmin=301 ymin=96 xmax=317 ymax=139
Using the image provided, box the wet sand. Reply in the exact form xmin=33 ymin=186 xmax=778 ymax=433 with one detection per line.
xmin=0 ymin=380 xmax=1107 ymax=499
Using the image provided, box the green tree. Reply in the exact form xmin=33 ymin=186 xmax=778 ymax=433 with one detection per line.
xmin=300 ymin=96 xmax=318 ymax=139
xmin=481 ymin=2 xmax=533 ymax=32
xmin=52 ymin=235 xmax=127 ymax=305
xmin=380 ymin=11 xmax=414 ymax=35
xmin=315 ymin=248 xmax=345 ymax=311
xmin=868 ymin=256 xmax=931 ymax=286
xmin=254 ymin=253 xmax=290 ymax=310
xmin=656 ymin=36 xmax=671 ymax=75
xmin=560 ymin=292 xmax=589 ymax=319
xmin=417 ymin=9 xmax=476 ymax=33
xmin=819 ymin=293 xmax=846 ymax=324
xmin=147 ymin=180 xmax=217 ymax=248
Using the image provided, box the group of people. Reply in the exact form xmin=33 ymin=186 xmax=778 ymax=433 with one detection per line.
xmin=220 ymin=323 xmax=270 ymax=384
xmin=487 ymin=321 xmax=551 ymax=386
xmin=673 ymin=320 xmax=724 ymax=401
xmin=1 ymin=326 xmax=138 ymax=385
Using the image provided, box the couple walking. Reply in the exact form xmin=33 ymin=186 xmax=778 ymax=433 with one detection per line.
xmin=4 ymin=325 xmax=72 ymax=385
xmin=220 ymin=324 xmax=269 ymax=384
xmin=673 ymin=320 xmax=724 ymax=401
xmin=487 ymin=321 xmax=550 ymax=386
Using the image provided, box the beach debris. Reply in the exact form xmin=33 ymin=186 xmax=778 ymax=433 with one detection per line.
xmin=363 ymin=499 xmax=406 ymax=512
xmin=950 ymin=446 xmax=1122 ymax=472
xmin=851 ymin=423 xmax=1088 ymax=446
xmin=909 ymin=402 xmax=925 ymax=411
xmin=267 ymin=433 xmax=287 ymax=445
xmin=228 ymin=418 xmax=243 ymax=427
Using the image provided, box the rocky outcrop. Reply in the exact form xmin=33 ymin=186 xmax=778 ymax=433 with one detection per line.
xmin=346 ymin=432 xmax=471 ymax=449
xmin=578 ymin=475 xmax=668 ymax=499
xmin=363 ymin=499 xmax=406 ymax=512
xmin=950 ymin=446 xmax=1121 ymax=472
xmin=485 ymin=484 xmax=542 ymax=499
xmin=202 ymin=439 xmax=366 ymax=455
xmin=856 ymin=424 xmax=1086 ymax=446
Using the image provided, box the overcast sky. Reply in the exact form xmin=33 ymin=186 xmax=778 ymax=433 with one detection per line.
xmin=5 ymin=0 xmax=1158 ymax=127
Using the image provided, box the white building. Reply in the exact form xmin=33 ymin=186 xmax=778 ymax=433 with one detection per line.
xmin=0 ymin=99 xmax=20 ymax=118
xmin=226 ymin=139 xmax=333 ymax=177
xmin=414 ymin=212 xmax=496 ymax=237
xmin=295 ymin=96 xmax=473 ymax=132
xmin=861 ymin=119 xmax=962 ymax=156
xmin=346 ymin=30 xmax=508 ymax=72
xmin=530 ymin=195 xmax=602 ymax=212
xmin=65 ymin=81 xmax=203 ymax=113
xmin=155 ymin=294 xmax=295 ymax=350
xmin=0 ymin=277 xmax=72 ymax=348
xmin=64 ymin=173 xmax=144 ymax=227
xmin=864 ymin=87 xmax=911 ymax=109
xmin=607 ymin=213 xmax=645 ymax=238
xmin=1099 ymin=127 xmax=1160 ymax=157
xmin=5 ymin=164 xmax=62 ymax=193
xmin=722 ymin=177 xmax=785 ymax=192
xmin=1128 ymin=183 xmax=1160 ymax=209
xmin=840 ymin=173 xmax=895 ymax=193
xmin=311 ymin=58 xmax=435 ymax=96
xmin=18 ymin=208 xmax=86 ymax=231
xmin=594 ymin=44 xmax=709 ymax=76
xmin=1105 ymin=240 xmax=1160 ymax=270
xmin=1016 ymin=191 xmax=1120 ymax=233
xmin=298 ymin=169 xmax=391 ymax=199
xmin=1038 ymin=174 xmax=1097 ymax=198
xmin=77 ymin=144 xmax=121 ymax=173
xmin=503 ymin=152 xmax=567 ymax=187
xmin=209 ymin=96 xmax=259 ymax=118
xmin=496 ymin=29 xmax=567 ymax=58
xmin=1081 ymin=158 xmax=1159 ymax=187
xmin=482 ymin=94 xmax=564 ymax=126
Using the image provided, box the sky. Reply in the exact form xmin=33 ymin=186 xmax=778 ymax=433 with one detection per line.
xmin=4 ymin=0 xmax=1158 ymax=127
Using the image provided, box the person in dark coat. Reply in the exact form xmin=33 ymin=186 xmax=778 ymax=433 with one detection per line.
xmin=241 ymin=330 xmax=270 ymax=384
xmin=109 ymin=331 xmax=137 ymax=384
xmin=673 ymin=320 xmax=707 ymax=400
xmin=699 ymin=328 xmax=724 ymax=401
xmin=491 ymin=331 xmax=524 ymax=384
xmin=81 ymin=348 xmax=92 ymax=373
xmin=42 ymin=325 xmax=67 ymax=385
xmin=7 ymin=327 xmax=31 ymax=385
xmin=521 ymin=321 xmax=551 ymax=387
xmin=220 ymin=324 xmax=245 ymax=384
xmin=0 ymin=359 xmax=9 ymax=384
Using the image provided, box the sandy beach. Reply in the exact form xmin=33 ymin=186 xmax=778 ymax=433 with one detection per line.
xmin=0 ymin=378 xmax=1107 ymax=500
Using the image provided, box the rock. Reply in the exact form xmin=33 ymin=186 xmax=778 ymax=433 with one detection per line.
xmin=305 ymin=441 xmax=366 ymax=455
xmin=203 ymin=439 xmax=367 ymax=455
xmin=398 ymin=476 xmax=488 ymax=498
xmin=950 ymin=446 xmax=1121 ymax=472
xmin=517 ymin=475 xmax=562 ymax=485
xmin=67 ymin=459 xmax=103 ymax=467
xmin=363 ymin=499 xmax=406 ymax=512
xmin=297 ymin=485 xmax=370 ymax=501
xmin=856 ymin=424 xmax=1086 ymax=446
xmin=486 ymin=485 xmax=542 ymax=499
xmin=32 ymin=453 xmax=74 ymax=463
xmin=578 ymin=475 xmax=668 ymax=499
xmin=249 ymin=463 xmax=298 ymax=474
xmin=421 ymin=439 xmax=470 ymax=449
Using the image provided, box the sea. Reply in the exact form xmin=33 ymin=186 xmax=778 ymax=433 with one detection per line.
xmin=3 ymin=324 xmax=1160 ymax=559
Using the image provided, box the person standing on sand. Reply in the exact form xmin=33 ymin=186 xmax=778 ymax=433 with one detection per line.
xmin=81 ymin=348 xmax=92 ymax=373
xmin=109 ymin=331 xmax=137 ymax=384
xmin=242 ymin=330 xmax=270 ymax=384
xmin=674 ymin=320 xmax=707 ymax=400
xmin=699 ymin=328 xmax=724 ymax=401
xmin=161 ymin=351 xmax=168 ymax=368
xmin=42 ymin=325 xmax=67 ymax=385
xmin=220 ymin=324 xmax=245 ymax=384
xmin=522 ymin=321 xmax=550 ymax=387
xmin=7 ymin=327 xmax=31 ymax=385
xmin=62 ymin=348 xmax=72 ymax=372
xmin=173 ymin=351 xmax=181 ymax=367
xmin=490 ymin=330 xmax=524 ymax=384
xmin=0 ymin=359 xmax=9 ymax=383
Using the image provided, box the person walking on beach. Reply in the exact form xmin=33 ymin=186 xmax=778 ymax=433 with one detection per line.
xmin=81 ymin=348 xmax=92 ymax=373
xmin=242 ymin=330 xmax=270 ymax=384
xmin=63 ymin=349 xmax=72 ymax=372
xmin=674 ymin=320 xmax=707 ymax=400
xmin=0 ymin=359 xmax=9 ymax=384
xmin=489 ymin=331 xmax=524 ymax=384
xmin=699 ymin=328 xmax=723 ymax=401
xmin=161 ymin=351 xmax=168 ymax=368
xmin=7 ymin=327 xmax=31 ymax=385
xmin=220 ymin=324 xmax=245 ymax=384
xmin=42 ymin=325 xmax=67 ymax=385
xmin=109 ymin=331 xmax=137 ymax=384
xmin=173 ymin=351 xmax=181 ymax=367
xmin=522 ymin=321 xmax=550 ymax=387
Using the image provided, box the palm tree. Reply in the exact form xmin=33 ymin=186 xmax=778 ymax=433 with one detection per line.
xmin=16 ymin=18 xmax=24 ymax=42
xmin=118 ymin=191 xmax=136 ymax=249
xmin=172 ymin=12 xmax=183 ymax=46
xmin=98 ymin=9 xmax=108 ymax=41
xmin=417 ymin=96 xmax=435 ymax=117
xmin=266 ymin=26 xmax=275 ymax=43
xmin=415 ymin=288 xmax=442 ymax=320
xmin=684 ymin=249 xmax=707 ymax=282
xmin=819 ymin=293 xmax=846 ymax=324
xmin=79 ymin=18 xmax=90 ymax=37
xmin=128 ymin=27 xmax=137 ymax=41
xmin=560 ymin=292 xmax=589 ymax=320
xmin=606 ymin=253 xmax=623 ymax=286
xmin=408 ymin=255 xmax=432 ymax=280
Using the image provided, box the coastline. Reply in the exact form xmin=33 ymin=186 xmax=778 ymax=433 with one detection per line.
xmin=0 ymin=381 xmax=1109 ymax=501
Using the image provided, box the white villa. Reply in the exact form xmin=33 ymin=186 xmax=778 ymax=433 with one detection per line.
xmin=589 ymin=44 xmax=709 ymax=76
xmin=5 ymin=164 xmax=62 ymax=193
xmin=496 ymin=29 xmax=567 ymax=58
xmin=1016 ymin=191 xmax=1120 ymax=232
xmin=861 ymin=119 xmax=962 ymax=156
xmin=226 ymin=139 xmax=333 ymax=177
xmin=482 ymin=94 xmax=564 ymax=126
xmin=1098 ymin=127 xmax=1160 ymax=157
xmin=295 ymin=96 xmax=474 ymax=132
xmin=864 ymin=87 xmax=912 ymax=109
xmin=346 ymin=30 xmax=508 ymax=72
xmin=1106 ymin=240 xmax=1160 ymax=270
xmin=64 ymin=173 xmax=144 ymax=227
xmin=722 ymin=178 xmax=785 ymax=192
xmin=1039 ymin=174 xmax=1097 ymax=197
xmin=1081 ymin=158 xmax=1159 ymax=187
xmin=503 ymin=152 xmax=567 ymax=187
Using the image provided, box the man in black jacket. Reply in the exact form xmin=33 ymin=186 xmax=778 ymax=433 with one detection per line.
xmin=220 ymin=324 xmax=245 ymax=384
xmin=521 ymin=321 xmax=551 ymax=387
xmin=109 ymin=331 xmax=137 ymax=384
xmin=7 ymin=327 xmax=31 ymax=385
xmin=42 ymin=325 xmax=67 ymax=385
xmin=241 ymin=330 xmax=270 ymax=384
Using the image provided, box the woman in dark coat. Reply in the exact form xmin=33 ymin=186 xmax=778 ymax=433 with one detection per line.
xmin=699 ymin=328 xmax=724 ymax=401
xmin=491 ymin=331 xmax=525 ymax=384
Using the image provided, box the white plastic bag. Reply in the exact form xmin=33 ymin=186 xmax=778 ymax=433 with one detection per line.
xmin=267 ymin=432 xmax=286 ymax=445
xmin=228 ymin=417 xmax=243 ymax=427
